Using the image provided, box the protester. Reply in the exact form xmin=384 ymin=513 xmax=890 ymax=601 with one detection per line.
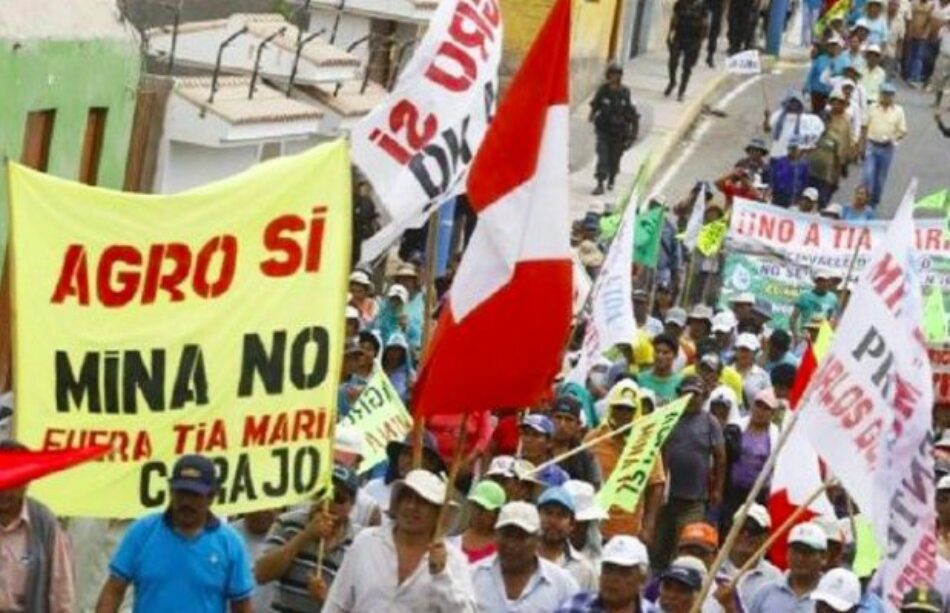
xmin=556 ymin=536 xmax=652 ymax=613
xmin=348 ymin=270 xmax=379 ymax=325
xmin=861 ymin=82 xmax=908 ymax=208
xmin=806 ymin=41 xmax=835 ymax=114
xmin=589 ymin=62 xmax=638 ymax=195
xmin=808 ymin=88 xmax=853 ymax=207
xmin=657 ymin=555 xmax=707 ymax=612
xmin=907 ymin=0 xmax=937 ymax=85
xmin=733 ymin=333 xmax=770 ymax=406
xmin=719 ymin=505 xmax=782 ymax=609
xmin=937 ymin=474 xmax=950 ymax=561
xmin=842 ymin=184 xmax=875 ymax=220
xmin=764 ymin=91 xmax=824 ymax=160
xmin=653 ymin=377 xmax=726 ymax=570
xmin=451 ymin=480 xmax=505 ymax=563
xmin=666 ymin=0 xmax=709 ymax=101
xmin=232 ymin=509 xmax=279 ymax=612
xmin=381 ymin=332 xmax=416 ymax=404
xmin=374 ymin=284 xmax=421 ymax=356
xmin=862 ymin=44 xmax=887 ymax=104
xmin=585 ymin=381 xmax=665 ymax=541
xmin=735 ymin=138 xmax=771 ymax=178
xmin=563 ymin=480 xmax=609 ymax=565
xmin=639 ymin=333 xmax=686 ymax=405
xmin=770 ymin=135 xmax=811 ymax=207
xmin=537 ymin=486 xmax=598 ymax=591
xmin=747 ymin=521 xmax=828 ymax=611
xmin=809 ymin=567 xmax=862 ymax=613
xmin=363 ymin=433 xmax=446 ymax=517
xmin=550 ymin=395 xmax=603 ymax=486
xmin=471 ymin=501 xmax=579 ymax=610
xmin=0 ymin=441 xmax=76 ymax=613
xmin=333 ymin=426 xmax=383 ymax=530
xmin=900 ymin=586 xmax=946 ymax=612
xmin=323 ymin=469 xmax=476 ymax=610
xmin=255 ymin=466 xmax=357 ymax=611
xmin=95 ymin=454 xmax=253 ymax=613
xmin=790 ymin=270 xmax=839 ymax=343
xmin=518 ymin=414 xmax=571 ymax=487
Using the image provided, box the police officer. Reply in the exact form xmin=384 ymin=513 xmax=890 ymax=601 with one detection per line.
xmin=589 ymin=62 xmax=638 ymax=195
xmin=666 ymin=0 xmax=709 ymax=102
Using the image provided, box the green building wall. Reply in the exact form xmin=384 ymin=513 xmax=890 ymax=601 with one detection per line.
xmin=0 ymin=37 xmax=141 ymax=264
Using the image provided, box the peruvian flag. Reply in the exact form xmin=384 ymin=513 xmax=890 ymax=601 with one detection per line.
xmin=767 ymin=324 xmax=836 ymax=569
xmin=0 ymin=445 xmax=111 ymax=490
xmin=413 ymin=0 xmax=573 ymax=416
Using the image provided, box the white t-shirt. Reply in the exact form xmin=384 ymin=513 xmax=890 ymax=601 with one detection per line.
xmin=768 ymin=111 xmax=825 ymax=156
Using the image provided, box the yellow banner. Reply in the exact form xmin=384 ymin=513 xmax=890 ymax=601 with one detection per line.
xmin=339 ymin=368 xmax=413 ymax=474
xmin=9 ymin=142 xmax=351 ymax=518
xmin=596 ymin=395 xmax=689 ymax=513
xmin=696 ymin=220 xmax=728 ymax=256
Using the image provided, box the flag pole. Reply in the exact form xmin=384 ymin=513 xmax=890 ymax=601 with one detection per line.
xmin=412 ymin=212 xmax=441 ymax=469
xmin=688 ymin=407 xmax=808 ymax=613
xmin=434 ymin=411 xmax=469 ymax=540
xmin=522 ymin=416 xmax=639 ymax=478
xmin=730 ymin=478 xmax=836 ymax=585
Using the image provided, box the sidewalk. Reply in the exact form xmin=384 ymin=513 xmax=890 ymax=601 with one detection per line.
xmin=568 ymin=45 xmax=813 ymax=220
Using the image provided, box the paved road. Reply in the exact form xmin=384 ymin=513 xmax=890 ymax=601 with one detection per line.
xmin=651 ymin=66 xmax=948 ymax=218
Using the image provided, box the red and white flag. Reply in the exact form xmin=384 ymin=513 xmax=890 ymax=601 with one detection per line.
xmin=767 ymin=329 xmax=836 ymax=569
xmin=413 ymin=0 xmax=573 ymax=416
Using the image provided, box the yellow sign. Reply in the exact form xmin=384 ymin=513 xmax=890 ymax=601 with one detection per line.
xmin=596 ymin=395 xmax=689 ymax=512
xmin=8 ymin=142 xmax=351 ymax=518
xmin=339 ymin=369 xmax=413 ymax=474
xmin=696 ymin=220 xmax=728 ymax=256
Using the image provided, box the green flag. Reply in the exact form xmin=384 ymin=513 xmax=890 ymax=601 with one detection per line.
xmin=633 ymin=206 xmax=665 ymax=267
xmin=813 ymin=0 xmax=851 ymax=37
xmin=914 ymin=189 xmax=949 ymax=211
xmin=852 ymin=515 xmax=882 ymax=579
xmin=923 ymin=289 xmax=949 ymax=343
xmin=596 ymin=395 xmax=689 ymax=512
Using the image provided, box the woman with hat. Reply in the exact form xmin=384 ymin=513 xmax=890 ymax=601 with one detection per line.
xmin=347 ymin=269 xmax=378 ymax=325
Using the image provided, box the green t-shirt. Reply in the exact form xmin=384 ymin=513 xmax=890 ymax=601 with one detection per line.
xmin=794 ymin=290 xmax=838 ymax=333
xmin=637 ymin=370 xmax=683 ymax=406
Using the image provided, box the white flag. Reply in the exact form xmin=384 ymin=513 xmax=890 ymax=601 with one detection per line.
xmin=567 ymin=195 xmax=639 ymax=386
xmin=351 ymin=0 xmax=503 ymax=262
xmin=681 ymin=183 xmax=706 ymax=252
xmin=725 ymin=50 xmax=762 ymax=75
xmin=797 ymin=181 xmax=935 ymax=608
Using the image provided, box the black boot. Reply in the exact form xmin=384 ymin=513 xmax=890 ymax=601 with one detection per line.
xmin=592 ymin=181 xmax=605 ymax=196
xmin=607 ymin=177 xmax=615 ymax=191
xmin=706 ymin=52 xmax=715 ymax=68
xmin=664 ymin=80 xmax=676 ymax=97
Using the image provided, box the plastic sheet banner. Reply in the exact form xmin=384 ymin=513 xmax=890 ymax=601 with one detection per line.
xmin=338 ymin=369 xmax=413 ymax=474
xmin=720 ymin=198 xmax=950 ymax=329
xmin=8 ymin=142 xmax=351 ymax=518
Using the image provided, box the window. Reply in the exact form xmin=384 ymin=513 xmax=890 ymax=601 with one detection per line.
xmin=79 ymin=108 xmax=108 ymax=185
xmin=259 ymin=141 xmax=282 ymax=161
xmin=21 ymin=110 xmax=56 ymax=171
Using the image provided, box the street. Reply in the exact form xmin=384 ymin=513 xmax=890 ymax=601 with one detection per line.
xmin=649 ymin=66 xmax=948 ymax=218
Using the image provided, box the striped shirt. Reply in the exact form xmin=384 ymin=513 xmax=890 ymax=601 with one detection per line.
xmin=263 ymin=509 xmax=353 ymax=613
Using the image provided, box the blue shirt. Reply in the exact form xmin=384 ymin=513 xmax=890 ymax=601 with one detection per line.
xmin=842 ymin=205 xmax=874 ymax=221
xmin=747 ymin=577 xmax=815 ymax=613
xmin=555 ymin=591 xmax=658 ymax=612
xmin=110 ymin=512 xmax=254 ymax=613
xmin=806 ymin=54 xmax=832 ymax=95
xmin=769 ymin=157 xmax=810 ymax=206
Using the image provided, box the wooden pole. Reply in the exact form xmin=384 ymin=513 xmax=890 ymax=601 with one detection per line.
xmin=434 ymin=411 xmax=470 ymax=540
xmin=523 ymin=417 xmax=638 ymax=478
xmin=412 ymin=212 xmax=442 ymax=469
xmin=688 ymin=407 xmax=807 ymax=613
xmin=731 ymin=478 xmax=835 ymax=584
xmin=679 ymin=251 xmax=697 ymax=307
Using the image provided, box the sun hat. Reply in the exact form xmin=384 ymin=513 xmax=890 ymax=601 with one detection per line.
xmin=349 ymin=270 xmax=372 ymax=287
xmin=468 ymin=480 xmax=507 ymax=511
xmin=563 ymin=480 xmax=609 ymax=522
xmin=393 ymin=469 xmax=447 ymax=506
xmin=334 ymin=425 xmax=364 ymax=456
xmin=393 ymin=263 xmax=419 ymax=278
xmin=810 ymin=568 xmax=862 ymax=612
xmin=496 ymin=501 xmax=541 ymax=534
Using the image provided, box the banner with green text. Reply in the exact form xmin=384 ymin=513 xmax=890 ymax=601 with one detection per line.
xmin=339 ymin=368 xmax=413 ymax=473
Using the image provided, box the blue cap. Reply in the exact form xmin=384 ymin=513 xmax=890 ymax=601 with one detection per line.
xmin=520 ymin=414 xmax=554 ymax=436
xmin=169 ymin=454 xmax=217 ymax=495
xmin=661 ymin=565 xmax=703 ymax=590
xmin=537 ymin=486 xmax=576 ymax=514
xmin=881 ymin=81 xmax=897 ymax=95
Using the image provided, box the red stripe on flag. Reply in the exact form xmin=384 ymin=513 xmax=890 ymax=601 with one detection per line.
xmin=0 ymin=445 xmax=111 ymax=490
xmin=465 ymin=0 xmax=570 ymax=213
xmin=414 ymin=259 xmax=572 ymax=416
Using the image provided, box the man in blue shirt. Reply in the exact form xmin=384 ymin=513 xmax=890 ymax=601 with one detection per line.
xmin=95 ymin=455 xmax=254 ymax=613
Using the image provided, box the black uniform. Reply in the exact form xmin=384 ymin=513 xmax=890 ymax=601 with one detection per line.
xmin=705 ymin=0 xmax=725 ymax=64
xmin=589 ymin=84 xmax=638 ymax=191
xmin=727 ymin=0 xmax=756 ymax=54
xmin=667 ymin=0 xmax=707 ymax=100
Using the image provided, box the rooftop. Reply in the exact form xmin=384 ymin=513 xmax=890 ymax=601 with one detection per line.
xmin=175 ymin=76 xmax=324 ymax=125
xmin=302 ymin=79 xmax=390 ymax=118
xmin=0 ymin=0 xmax=139 ymax=43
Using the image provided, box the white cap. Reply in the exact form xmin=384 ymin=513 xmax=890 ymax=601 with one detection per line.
xmin=730 ymin=292 xmax=756 ymax=305
xmin=865 ymin=43 xmax=882 ymax=55
xmin=512 ymin=458 xmax=545 ymax=485
xmin=712 ymin=311 xmax=737 ymax=334
xmin=937 ymin=474 xmax=950 ymax=491
xmin=735 ymin=332 xmax=760 ymax=352
xmin=803 ymin=187 xmax=820 ymax=201
xmin=564 ymin=480 xmax=609 ymax=522
xmin=789 ymin=522 xmax=828 ymax=550
xmin=496 ymin=501 xmax=541 ymax=534
xmin=394 ymin=469 xmax=447 ymax=506
xmin=486 ymin=455 xmax=516 ymax=478
xmin=349 ymin=270 xmax=372 ymax=286
xmin=387 ymin=284 xmax=410 ymax=303
xmin=674 ymin=554 xmax=708 ymax=574
xmin=737 ymin=503 xmax=772 ymax=530
xmin=810 ymin=568 xmax=862 ymax=611
xmin=601 ymin=536 xmax=649 ymax=568
xmin=345 ymin=305 xmax=361 ymax=320
xmin=815 ymin=515 xmax=844 ymax=543
xmin=334 ymin=425 xmax=364 ymax=456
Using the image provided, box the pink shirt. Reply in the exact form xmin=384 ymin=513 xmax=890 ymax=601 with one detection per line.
xmin=0 ymin=501 xmax=75 ymax=613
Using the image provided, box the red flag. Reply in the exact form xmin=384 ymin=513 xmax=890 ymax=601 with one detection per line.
xmin=413 ymin=0 xmax=573 ymax=416
xmin=0 ymin=446 xmax=111 ymax=490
